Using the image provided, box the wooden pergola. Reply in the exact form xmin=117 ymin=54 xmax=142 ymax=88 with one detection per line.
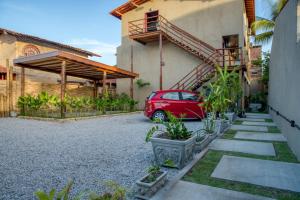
xmin=13 ymin=51 xmax=138 ymax=118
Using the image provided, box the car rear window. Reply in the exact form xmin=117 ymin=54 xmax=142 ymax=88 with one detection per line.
xmin=161 ymin=92 xmax=180 ymax=100
xmin=147 ymin=92 xmax=157 ymax=100
xmin=181 ymin=92 xmax=198 ymax=101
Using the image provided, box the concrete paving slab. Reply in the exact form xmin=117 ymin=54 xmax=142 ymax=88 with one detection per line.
xmin=238 ymin=118 xmax=266 ymax=122
xmin=163 ymin=181 xmax=274 ymax=200
xmin=246 ymin=115 xmax=272 ymax=119
xmin=235 ymin=132 xmax=287 ymax=141
xmin=212 ymin=155 xmax=300 ymax=193
xmin=231 ymin=125 xmax=268 ymax=132
xmin=246 ymin=113 xmax=271 ymax=117
xmin=209 ymin=139 xmax=275 ymax=156
xmin=242 ymin=121 xmax=276 ymax=126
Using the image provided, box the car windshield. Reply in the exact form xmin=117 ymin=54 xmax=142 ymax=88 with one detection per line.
xmin=147 ymin=92 xmax=156 ymax=100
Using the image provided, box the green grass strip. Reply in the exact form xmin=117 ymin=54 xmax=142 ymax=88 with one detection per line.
xmin=268 ymin=126 xmax=281 ymax=133
xmin=183 ymin=149 xmax=300 ymax=200
xmin=265 ymin=119 xmax=273 ymax=122
xmin=233 ymin=120 xmax=243 ymax=125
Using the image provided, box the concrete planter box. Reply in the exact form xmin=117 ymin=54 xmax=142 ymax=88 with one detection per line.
xmin=150 ymin=134 xmax=196 ymax=169
xmin=135 ymin=171 xmax=168 ymax=199
xmin=215 ymin=119 xmax=230 ymax=135
xmin=225 ymin=112 xmax=237 ymax=123
xmin=194 ymin=134 xmax=211 ymax=153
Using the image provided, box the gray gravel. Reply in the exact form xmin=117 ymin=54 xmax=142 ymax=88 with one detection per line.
xmin=0 ymin=113 xmax=202 ymax=200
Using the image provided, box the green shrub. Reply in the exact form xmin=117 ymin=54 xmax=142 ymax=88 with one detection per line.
xmin=35 ymin=180 xmax=126 ymax=200
xmin=145 ymin=112 xmax=192 ymax=142
xmin=17 ymin=92 xmax=139 ymax=116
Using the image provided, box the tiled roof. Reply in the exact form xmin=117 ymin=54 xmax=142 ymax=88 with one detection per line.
xmin=0 ymin=28 xmax=100 ymax=57
xmin=110 ymin=0 xmax=256 ymax=27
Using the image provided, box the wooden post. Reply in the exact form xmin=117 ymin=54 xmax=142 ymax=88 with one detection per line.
xmin=93 ymin=81 xmax=98 ymax=98
xmin=130 ymin=45 xmax=134 ymax=98
xmin=159 ymin=33 xmax=163 ymax=90
xmin=21 ymin=67 xmax=25 ymax=97
xmin=102 ymin=71 xmax=107 ymax=94
xmin=6 ymin=59 xmax=13 ymax=114
xmin=60 ymin=61 xmax=66 ymax=118
xmin=20 ymin=67 xmax=25 ymax=114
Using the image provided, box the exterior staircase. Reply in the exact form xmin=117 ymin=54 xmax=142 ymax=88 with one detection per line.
xmin=128 ymin=15 xmax=244 ymax=91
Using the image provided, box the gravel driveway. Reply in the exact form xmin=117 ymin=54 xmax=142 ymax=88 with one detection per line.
xmin=0 ymin=113 xmax=202 ymax=199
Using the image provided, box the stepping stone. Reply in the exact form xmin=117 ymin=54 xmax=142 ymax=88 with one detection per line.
xmin=246 ymin=115 xmax=272 ymax=119
xmin=209 ymin=139 xmax=275 ymax=156
xmin=241 ymin=121 xmax=276 ymax=127
xmin=235 ymin=131 xmax=287 ymax=141
xmin=238 ymin=118 xmax=265 ymax=122
xmin=163 ymin=181 xmax=274 ymax=200
xmin=212 ymin=155 xmax=300 ymax=193
xmin=231 ymin=125 xmax=268 ymax=132
xmin=246 ymin=113 xmax=271 ymax=117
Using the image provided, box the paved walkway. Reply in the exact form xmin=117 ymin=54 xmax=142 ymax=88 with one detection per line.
xmin=238 ymin=118 xmax=265 ymax=122
xmin=212 ymin=155 xmax=300 ymax=193
xmin=209 ymin=139 xmax=276 ymax=156
xmin=241 ymin=121 xmax=276 ymax=126
xmin=163 ymin=181 xmax=274 ymax=200
xmin=231 ymin=125 xmax=268 ymax=132
xmin=153 ymin=113 xmax=299 ymax=200
xmin=235 ymin=131 xmax=287 ymax=141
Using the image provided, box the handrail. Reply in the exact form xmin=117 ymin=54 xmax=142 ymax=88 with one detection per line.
xmin=128 ymin=15 xmax=245 ymax=91
xmin=169 ymin=52 xmax=220 ymax=90
xmin=128 ymin=15 xmax=217 ymax=58
xmin=269 ymin=105 xmax=300 ymax=131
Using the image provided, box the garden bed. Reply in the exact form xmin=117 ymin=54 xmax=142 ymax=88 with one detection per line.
xmin=18 ymin=111 xmax=142 ymax=122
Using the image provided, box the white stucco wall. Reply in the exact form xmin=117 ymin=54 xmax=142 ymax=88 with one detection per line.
xmin=116 ymin=0 xmax=249 ymax=108
xmin=269 ymin=0 xmax=300 ymax=160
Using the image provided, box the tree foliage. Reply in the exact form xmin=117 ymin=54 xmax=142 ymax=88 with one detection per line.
xmin=251 ymin=0 xmax=287 ymax=44
xmin=203 ymin=65 xmax=242 ymax=118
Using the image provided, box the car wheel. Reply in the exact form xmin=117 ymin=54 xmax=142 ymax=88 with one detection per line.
xmin=152 ymin=110 xmax=167 ymax=121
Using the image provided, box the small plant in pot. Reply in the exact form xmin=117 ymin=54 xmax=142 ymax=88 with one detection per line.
xmin=194 ymin=114 xmax=217 ymax=153
xmin=145 ymin=112 xmax=196 ymax=169
xmin=135 ymin=165 xmax=168 ymax=199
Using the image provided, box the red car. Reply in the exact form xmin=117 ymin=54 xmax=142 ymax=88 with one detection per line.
xmin=144 ymin=90 xmax=205 ymax=121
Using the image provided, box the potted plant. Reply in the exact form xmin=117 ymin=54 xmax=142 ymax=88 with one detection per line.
xmin=203 ymin=65 xmax=242 ymax=134
xmin=145 ymin=112 xmax=196 ymax=169
xmin=194 ymin=115 xmax=216 ymax=153
xmin=135 ymin=165 xmax=167 ymax=199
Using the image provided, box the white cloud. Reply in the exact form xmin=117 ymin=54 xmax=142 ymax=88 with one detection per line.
xmin=67 ymin=38 xmax=117 ymax=55
xmin=66 ymin=39 xmax=118 ymax=65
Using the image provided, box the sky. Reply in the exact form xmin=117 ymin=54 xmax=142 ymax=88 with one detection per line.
xmin=0 ymin=0 xmax=274 ymax=65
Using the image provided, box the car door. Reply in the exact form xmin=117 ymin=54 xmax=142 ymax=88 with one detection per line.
xmin=159 ymin=92 xmax=182 ymax=117
xmin=180 ymin=92 xmax=204 ymax=119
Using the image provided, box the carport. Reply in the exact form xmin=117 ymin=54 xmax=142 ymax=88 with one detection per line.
xmin=13 ymin=51 xmax=138 ymax=118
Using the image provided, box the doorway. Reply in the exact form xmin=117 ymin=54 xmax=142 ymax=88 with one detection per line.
xmin=146 ymin=10 xmax=159 ymax=32
xmin=222 ymin=35 xmax=240 ymax=65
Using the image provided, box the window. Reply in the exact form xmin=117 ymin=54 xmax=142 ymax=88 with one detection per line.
xmin=181 ymin=92 xmax=198 ymax=101
xmin=0 ymin=73 xmax=7 ymax=80
xmin=146 ymin=10 xmax=159 ymax=32
xmin=0 ymin=72 xmax=16 ymax=81
xmin=161 ymin=92 xmax=180 ymax=100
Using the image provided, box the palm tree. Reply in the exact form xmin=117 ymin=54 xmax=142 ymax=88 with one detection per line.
xmin=251 ymin=0 xmax=287 ymax=44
